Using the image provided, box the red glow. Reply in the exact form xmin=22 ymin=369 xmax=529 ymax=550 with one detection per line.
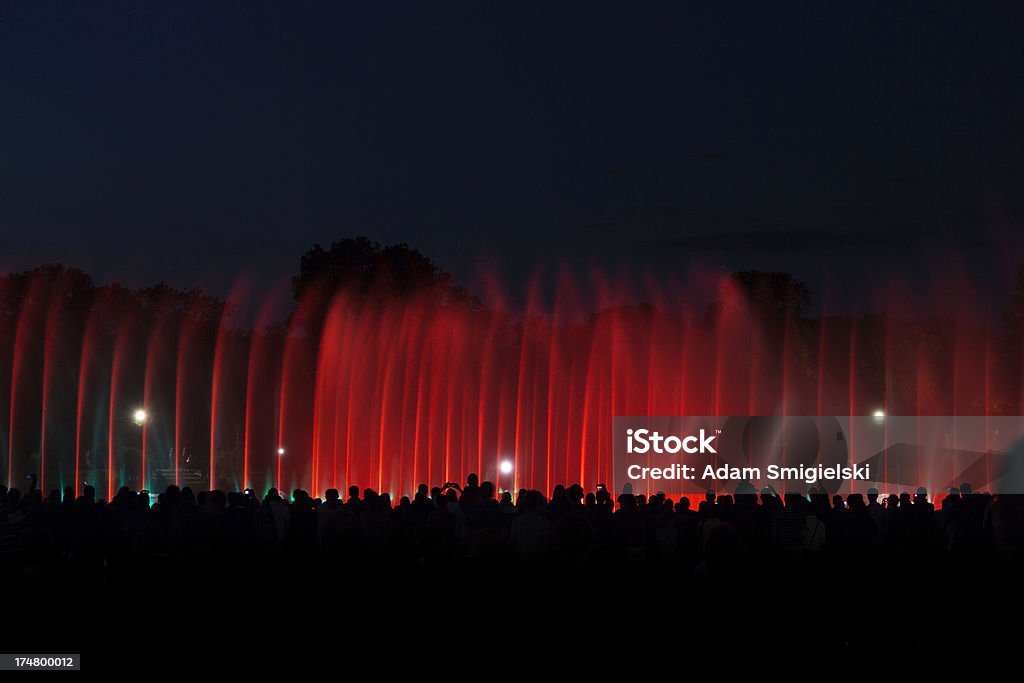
xmin=2 ymin=261 xmax=1024 ymax=499
xmin=9 ymin=275 xmax=47 ymax=488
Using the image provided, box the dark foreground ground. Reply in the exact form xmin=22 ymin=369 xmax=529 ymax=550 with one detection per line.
xmin=4 ymin=481 xmax=1024 ymax=669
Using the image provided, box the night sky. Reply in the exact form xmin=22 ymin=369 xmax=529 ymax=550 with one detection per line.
xmin=3 ymin=2 xmax=1023 ymax=312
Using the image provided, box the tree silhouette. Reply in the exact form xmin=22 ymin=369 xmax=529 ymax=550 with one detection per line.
xmin=137 ymin=282 xmax=228 ymax=327
xmin=292 ymin=236 xmax=469 ymax=301
xmin=728 ymin=271 xmax=812 ymax=319
xmin=290 ymin=236 xmax=473 ymax=335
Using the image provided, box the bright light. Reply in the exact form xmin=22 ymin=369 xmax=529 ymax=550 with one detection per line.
xmin=132 ymin=408 xmax=147 ymax=425
xmin=499 ymin=460 xmax=513 ymax=475
xmin=277 ymin=447 xmax=285 ymax=456
xmin=873 ymin=409 xmax=885 ymax=424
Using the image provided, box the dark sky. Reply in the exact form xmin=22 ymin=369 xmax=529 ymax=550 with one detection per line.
xmin=2 ymin=2 xmax=1023 ymax=313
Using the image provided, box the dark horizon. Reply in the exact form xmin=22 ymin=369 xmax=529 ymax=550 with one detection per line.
xmin=2 ymin=243 xmax=1023 ymax=326
xmin=4 ymin=2 xmax=1024 ymax=313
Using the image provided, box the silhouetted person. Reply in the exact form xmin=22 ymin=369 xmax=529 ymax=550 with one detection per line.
xmin=460 ymin=473 xmax=480 ymax=509
xmin=866 ymin=487 xmax=885 ymax=536
xmin=256 ymin=487 xmax=290 ymax=546
xmin=548 ymin=485 xmax=569 ymax=520
xmin=500 ymin=490 xmax=514 ymax=515
xmin=510 ymin=490 xmax=551 ymax=566
xmin=345 ymin=485 xmax=362 ymax=513
xmin=466 ymin=481 xmax=503 ymax=530
xmin=698 ymin=489 xmax=716 ymax=519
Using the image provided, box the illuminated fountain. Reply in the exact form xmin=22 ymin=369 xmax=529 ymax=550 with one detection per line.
xmin=1 ymin=259 xmax=1022 ymax=501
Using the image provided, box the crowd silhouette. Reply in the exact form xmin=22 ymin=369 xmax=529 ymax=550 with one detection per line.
xmin=3 ymin=474 xmax=1023 ymax=586
xmin=6 ymin=472 xmax=1024 ymax=658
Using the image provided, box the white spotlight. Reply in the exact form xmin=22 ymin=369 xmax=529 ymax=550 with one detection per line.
xmin=500 ymin=460 xmax=513 ymax=475
xmin=873 ymin=409 xmax=885 ymax=424
xmin=277 ymin=447 xmax=286 ymax=456
xmin=133 ymin=408 xmax=148 ymax=425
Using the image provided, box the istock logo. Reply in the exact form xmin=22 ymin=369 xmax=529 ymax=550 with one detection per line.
xmin=625 ymin=428 xmax=717 ymax=454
